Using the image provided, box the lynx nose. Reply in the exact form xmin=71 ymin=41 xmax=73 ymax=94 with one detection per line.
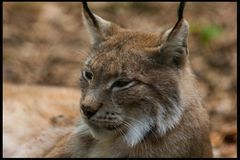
xmin=81 ymin=103 xmax=103 ymax=119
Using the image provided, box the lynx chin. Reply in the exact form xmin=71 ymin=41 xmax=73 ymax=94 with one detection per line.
xmin=46 ymin=2 xmax=213 ymax=158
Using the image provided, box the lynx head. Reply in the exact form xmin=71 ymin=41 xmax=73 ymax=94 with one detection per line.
xmin=79 ymin=2 xmax=190 ymax=147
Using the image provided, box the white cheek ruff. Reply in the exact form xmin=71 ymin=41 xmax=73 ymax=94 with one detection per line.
xmin=145 ymin=96 xmax=184 ymax=137
xmin=156 ymin=97 xmax=184 ymax=136
xmin=124 ymin=117 xmax=154 ymax=148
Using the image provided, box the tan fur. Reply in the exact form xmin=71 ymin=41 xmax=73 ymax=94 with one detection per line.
xmin=45 ymin=3 xmax=212 ymax=158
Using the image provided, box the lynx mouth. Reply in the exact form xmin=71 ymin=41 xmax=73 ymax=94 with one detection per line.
xmin=89 ymin=120 xmax=123 ymax=131
xmin=103 ymin=124 xmax=121 ymax=130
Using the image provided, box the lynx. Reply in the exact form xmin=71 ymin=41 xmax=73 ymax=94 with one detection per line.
xmin=46 ymin=2 xmax=212 ymax=157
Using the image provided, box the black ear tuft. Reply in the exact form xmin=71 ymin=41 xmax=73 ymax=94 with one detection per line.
xmin=82 ymin=1 xmax=99 ymax=28
xmin=177 ymin=2 xmax=186 ymax=22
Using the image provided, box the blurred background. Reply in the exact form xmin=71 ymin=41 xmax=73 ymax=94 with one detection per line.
xmin=3 ymin=2 xmax=237 ymax=158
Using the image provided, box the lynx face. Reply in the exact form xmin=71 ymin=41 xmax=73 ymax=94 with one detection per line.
xmin=79 ymin=3 xmax=189 ymax=147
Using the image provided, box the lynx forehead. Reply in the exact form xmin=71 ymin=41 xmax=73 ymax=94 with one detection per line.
xmin=85 ymin=32 xmax=161 ymax=71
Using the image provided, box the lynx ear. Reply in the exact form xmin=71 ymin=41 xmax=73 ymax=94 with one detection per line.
xmin=164 ymin=20 xmax=189 ymax=48
xmin=162 ymin=2 xmax=189 ymax=48
xmin=82 ymin=2 xmax=119 ymax=45
xmin=149 ymin=2 xmax=189 ymax=68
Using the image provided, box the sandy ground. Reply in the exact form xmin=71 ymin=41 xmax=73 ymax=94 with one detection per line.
xmin=3 ymin=83 xmax=80 ymax=157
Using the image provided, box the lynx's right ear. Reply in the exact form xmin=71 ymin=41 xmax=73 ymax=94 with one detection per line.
xmin=82 ymin=2 xmax=120 ymax=45
xmin=161 ymin=2 xmax=189 ymax=49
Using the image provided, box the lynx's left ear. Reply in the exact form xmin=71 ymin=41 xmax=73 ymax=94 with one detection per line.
xmin=82 ymin=2 xmax=120 ymax=46
xmin=162 ymin=2 xmax=189 ymax=50
xmin=151 ymin=2 xmax=189 ymax=68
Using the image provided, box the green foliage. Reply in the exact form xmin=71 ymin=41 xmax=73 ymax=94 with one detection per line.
xmin=190 ymin=24 xmax=224 ymax=44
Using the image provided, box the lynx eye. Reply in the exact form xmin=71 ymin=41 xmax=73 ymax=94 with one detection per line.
xmin=83 ymin=71 xmax=93 ymax=80
xmin=111 ymin=79 xmax=136 ymax=90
